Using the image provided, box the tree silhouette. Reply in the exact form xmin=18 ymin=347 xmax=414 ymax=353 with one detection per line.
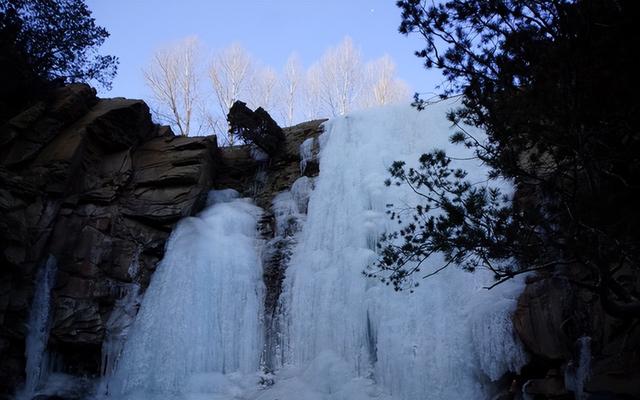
xmin=369 ymin=0 xmax=640 ymax=318
xmin=1 ymin=0 xmax=117 ymax=121
xmin=1 ymin=0 xmax=117 ymax=89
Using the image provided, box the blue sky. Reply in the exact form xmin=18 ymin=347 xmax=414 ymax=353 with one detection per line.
xmin=87 ymin=0 xmax=444 ymax=100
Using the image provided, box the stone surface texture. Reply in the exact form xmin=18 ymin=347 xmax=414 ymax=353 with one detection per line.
xmin=0 ymin=84 xmax=217 ymax=396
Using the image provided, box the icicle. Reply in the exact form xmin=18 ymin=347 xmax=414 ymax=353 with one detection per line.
xmin=299 ymin=137 xmax=315 ymax=174
xmin=16 ymin=256 xmax=57 ymax=400
xmin=272 ymin=191 xmax=300 ymax=237
xmin=100 ymin=284 xmax=140 ymax=377
xmin=262 ymin=178 xmax=314 ymax=372
xmin=250 ymin=145 xmax=269 ymax=162
xmin=290 ymin=176 xmax=314 ymax=214
xmin=250 ymin=167 xmax=267 ymax=197
xmin=126 ymin=245 xmax=142 ymax=280
xmin=565 ymin=336 xmax=592 ymax=399
xmin=269 ymin=177 xmax=314 ymax=238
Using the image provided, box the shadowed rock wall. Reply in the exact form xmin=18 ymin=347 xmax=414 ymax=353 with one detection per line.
xmin=0 ymin=84 xmax=217 ymax=396
xmin=513 ymin=269 xmax=640 ymax=399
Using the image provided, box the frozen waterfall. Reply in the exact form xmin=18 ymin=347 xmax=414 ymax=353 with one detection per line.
xmin=102 ymin=190 xmax=265 ymax=399
xmin=15 ymin=256 xmax=57 ymax=400
xmin=102 ymin=100 xmax=527 ymax=400
xmin=272 ymin=99 xmax=527 ymax=399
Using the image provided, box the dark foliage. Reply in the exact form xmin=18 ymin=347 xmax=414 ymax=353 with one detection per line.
xmin=0 ymin=0 xmax=117 ymax=120
xmin=369 ymin=0 xmax=640 ymax=318
xmin=1 ymin=0 xmax=117 ymax=88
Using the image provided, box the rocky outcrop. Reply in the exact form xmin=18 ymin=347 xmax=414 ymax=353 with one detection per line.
xmin=514 ymin=270 xmax=640 ymax=399
xmin=216 ymin=119 xmax=324 ymax=209
xmin=227 ymin=100 xmax=286 ymax=158
xmin=0 ymin=84 xmax=217 ymax=397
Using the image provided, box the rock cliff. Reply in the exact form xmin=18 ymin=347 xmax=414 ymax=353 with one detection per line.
xmin=0 ymin=84 xmax=217 ymax=396
xmin=0 ymin=84 xmax=324 ymax=398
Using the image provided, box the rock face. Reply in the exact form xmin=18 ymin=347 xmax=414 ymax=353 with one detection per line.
xmin=0 ymin=84 xmax=324 ymax=398
xmin=0 ymin=84 xmax=217 ymax=397
xmin=514 ymin=271 xmax=640 ymax=399
xmin=216 ymin=119 xmax=324 ymax=209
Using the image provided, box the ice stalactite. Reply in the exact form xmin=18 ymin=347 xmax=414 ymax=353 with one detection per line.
xmin=16 ymin=256 xmax=57 ymax=400
xmin=565 ymin=336 xmax=592 ymax=400
xmin=299 ymin=137 xmax=316 ymax=174
xmin=100 ymin=284 xmax=140 ymax=378
xmin=99 ymin=246 xmax=145 ymax=380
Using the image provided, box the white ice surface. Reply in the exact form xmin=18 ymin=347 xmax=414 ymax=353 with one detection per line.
xmin=276 ymin=100 xmax=527 ymax=400
xmin=15 ymin=256 xmax=57 ymax=400
xmin=299 ymin=137 xmax=316 ymax=173
xmin=102 ymin=190 xmax=265 ymax=398
xmin=100 ymin=101 xmax=527 ymax=400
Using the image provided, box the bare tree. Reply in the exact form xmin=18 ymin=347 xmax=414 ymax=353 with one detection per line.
xmin=361 ymin=55 xmax=411 ymax=107
xmin=209 ymin=43 xmax=253 ymax=144
xmin=248 ymin=66 xmax=279 ymax=115
xmin=143 ymin=36 xmax=201 ymax=136
xmin=317 ymin=37 xmax=363 ymax=116
xmin=303 ymin=41 xmax=412 ymax=118
xmin=303 ymin=64 xmax=324 ymax=120
xmin=281 ymin=54 xmax=302 ymax=126
xmin=143 ymin=37 xmax=411 ymax=141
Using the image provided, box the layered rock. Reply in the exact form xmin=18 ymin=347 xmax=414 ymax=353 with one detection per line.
xmin=0 ymin=84 xmax=217 ymax=397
